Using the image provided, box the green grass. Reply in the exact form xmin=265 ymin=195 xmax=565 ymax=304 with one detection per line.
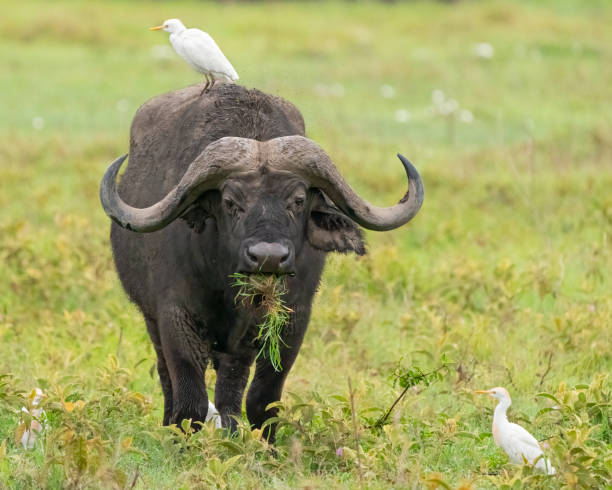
xmin=231 ymin=273 xmax=292 ymax=372
xmin=1 ymin=0 xmax=611 ymax=488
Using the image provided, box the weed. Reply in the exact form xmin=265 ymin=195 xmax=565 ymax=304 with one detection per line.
xmin=231 ymin=273 xmax=292 ymax=372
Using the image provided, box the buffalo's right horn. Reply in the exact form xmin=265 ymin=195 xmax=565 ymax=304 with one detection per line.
xmin=99 ymin=137 xmax=258 ymax=232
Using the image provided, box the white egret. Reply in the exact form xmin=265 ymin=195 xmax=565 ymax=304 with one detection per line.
xmin=476 ymin=387 xmax=555 ymax=475
xmin=150 ymin=19 xmax=239 ymax=93
xmin=19 ymin=388 xmax=46 ymax=450
xmin=206 ymin=400 xmax=222 ymax=429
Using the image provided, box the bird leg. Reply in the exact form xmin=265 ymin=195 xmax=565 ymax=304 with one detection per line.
xmin=209 ymin=76 xmax=216 ymax=91
xmin=201 ymin=74 xmax=211 ymax=95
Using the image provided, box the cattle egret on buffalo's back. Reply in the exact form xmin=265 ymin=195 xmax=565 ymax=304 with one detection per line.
xmin=150 ymin=19 xmax=239 ymax=93
xmin=476 ymin=387 xmax=555 ymax=475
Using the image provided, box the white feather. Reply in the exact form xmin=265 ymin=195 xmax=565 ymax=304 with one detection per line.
xmin=156 ymin=19 xmax=239 ymax=82
xmin=172 ymin=29 xmax=238 ymax=80
xmin=481 ymin=387 xmax=556 ymax=475
xmin=19 ymin=388 xmax=46 ymax=450
xmin=206 ymin=400 xmax=222 ymax=429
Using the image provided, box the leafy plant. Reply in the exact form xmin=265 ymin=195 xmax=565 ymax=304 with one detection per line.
xmin=230 ymin=273 xmax=292 ymax=371
xmin=372 ymin=356 xmax=454 ymax=429
xmin=531 ymin=374 xmax=612 ymax=488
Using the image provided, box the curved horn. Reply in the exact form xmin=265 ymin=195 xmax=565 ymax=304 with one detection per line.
xmin=99 ymin=137 xmax=258 ymax=232
xmin=267 ymin=136 xmax=424 ymax=231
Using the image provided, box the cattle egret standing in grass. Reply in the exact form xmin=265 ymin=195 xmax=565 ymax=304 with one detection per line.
xmin=206 ymin=401 xmax=222 ymax=429
xmin=19 ymin=388 xmax=46 ymax=450
xmin=476 ymin=387 xmax=555 ymax=475
xmin=150 ymin=19 xmax=239 ymax=93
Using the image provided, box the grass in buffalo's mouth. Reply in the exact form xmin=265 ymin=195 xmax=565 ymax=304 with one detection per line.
xmin=230 ymin=273 xmax=292 ymax=371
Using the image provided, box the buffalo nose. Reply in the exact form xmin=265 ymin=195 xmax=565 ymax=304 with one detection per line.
xmin=243 ymin=241 xmax=294 ymax=274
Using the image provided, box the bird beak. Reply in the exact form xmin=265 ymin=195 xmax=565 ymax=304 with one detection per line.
xmin=475 ymin=390 xmax=492 ymax=395
xmin=150 ymin=25 xmax=164 ymax=31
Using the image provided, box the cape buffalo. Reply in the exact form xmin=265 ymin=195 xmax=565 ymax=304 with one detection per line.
xmin=100 ymin=83 xmax=423 ymax=440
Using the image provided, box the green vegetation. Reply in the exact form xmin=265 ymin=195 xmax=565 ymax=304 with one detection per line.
xmin=231 ymin=273 xmax=291 ymax=372
xmin=0 ymin=0 xmax=610 ymax=487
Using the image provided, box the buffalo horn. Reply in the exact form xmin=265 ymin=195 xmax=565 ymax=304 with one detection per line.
xmin=99 ymin=137 xmax=258 ymax=232
xmin=267 ymin=136 xmax=424 ymax=231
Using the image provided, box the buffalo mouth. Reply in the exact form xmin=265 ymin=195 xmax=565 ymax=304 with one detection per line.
xmin=237 ymin=270 xmax=296 ymax=277
xmin=230 ymin=272 xmax=291 ymax=314
xmin=233 ymin=271 xmax=294 ymax=311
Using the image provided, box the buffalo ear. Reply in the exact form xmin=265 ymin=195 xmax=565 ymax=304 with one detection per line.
xmin=180 ymin=192 xmax=218 ymax=233
xmin=307 ymin=190 xmax=366 ymax=255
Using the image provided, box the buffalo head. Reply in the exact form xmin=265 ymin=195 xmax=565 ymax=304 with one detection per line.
xmin=100 ymin=135 xmax=424 ymax=275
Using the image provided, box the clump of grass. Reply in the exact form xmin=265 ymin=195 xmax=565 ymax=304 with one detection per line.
xmin=230 ymin=273 xmax=292 ymax=372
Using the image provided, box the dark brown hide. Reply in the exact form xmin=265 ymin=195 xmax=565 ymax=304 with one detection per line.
xmin=104 ymin=83 xmax=422 ymax=440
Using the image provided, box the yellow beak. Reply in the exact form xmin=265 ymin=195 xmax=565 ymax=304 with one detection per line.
xmin=475 ymin=390 xmax=491 ymax=394
xmin=150 ymin=25 xmax=164 ymax=31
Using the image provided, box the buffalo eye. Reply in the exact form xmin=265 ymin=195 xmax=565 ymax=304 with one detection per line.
xmin=288 ymin=194 xmax=306 ymax=213
xmin=223 ymin=197 xmax=242 ymax=217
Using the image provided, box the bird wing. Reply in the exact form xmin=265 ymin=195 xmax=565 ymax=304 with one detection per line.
xmin=206 ymin=401 xmax=222 ymax=429
xmin=169 ymin=33 xmax=190 ymax=64
xmin=508 ymin=423 xmax=542 ymax=450
xmin=503 ymin=423 xmax=543 ymax=463
xmin=178 ymin=29 xmax=239 ymax=80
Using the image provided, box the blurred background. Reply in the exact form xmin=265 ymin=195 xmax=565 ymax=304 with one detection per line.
xmin=0 ymin=0 xmax=610 ymax=487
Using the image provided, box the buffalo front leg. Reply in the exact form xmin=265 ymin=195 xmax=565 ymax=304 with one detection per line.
xmin=159 ymin=306 xmax=211 ymax=427
xmin=213 ymin=351 xmax=256 ymax=432
xmin=144 ymin=317 xmax=174 ymax=425
xmin=156 ymin=349 xmax=174 ymax=426
xmin=246 ymin=307 xmax=310 ymax=442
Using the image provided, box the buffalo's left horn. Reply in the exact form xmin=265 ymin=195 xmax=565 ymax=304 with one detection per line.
xmin=267 ymin=136 xmax=424 ymax=231
xmin=99 ymin=137 xmax=258 ymax=232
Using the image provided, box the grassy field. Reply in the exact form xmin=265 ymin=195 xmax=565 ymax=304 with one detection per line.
xmin=1 ymin=0 xmax=611 ymax=488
